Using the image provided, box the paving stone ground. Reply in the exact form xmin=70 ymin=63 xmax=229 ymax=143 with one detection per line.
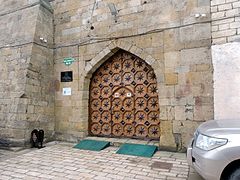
xmin=0 ymin=142 xmax=202 ymax=180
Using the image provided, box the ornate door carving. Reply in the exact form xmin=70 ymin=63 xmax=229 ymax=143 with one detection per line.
xmin=89 ymin=50 xmax=160 ymax=140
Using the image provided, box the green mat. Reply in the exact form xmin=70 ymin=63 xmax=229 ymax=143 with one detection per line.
xmin=74 ymin=139 xmax=110 ymax=151
xmin=116 ymin=143 xmax=158 ymax=158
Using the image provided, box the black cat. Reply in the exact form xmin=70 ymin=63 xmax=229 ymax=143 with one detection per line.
xmin=30 ymin=129 xmax=39 ymax=148
xmin=30 ymin=129 xmax=44 ymax=148
xmin=38 ymin=129 xmax=44 ymax=148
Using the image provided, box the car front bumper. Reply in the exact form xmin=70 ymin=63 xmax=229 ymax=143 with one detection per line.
xmin=187 ymin=139 xmax=227 ymax=180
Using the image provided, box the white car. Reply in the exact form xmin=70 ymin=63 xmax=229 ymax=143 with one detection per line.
xmin=187 ymin=119 xmax=240 ymax=180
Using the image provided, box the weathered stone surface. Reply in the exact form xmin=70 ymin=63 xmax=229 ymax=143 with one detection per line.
xmin=0 ymin=0 xmax=54 ymax=146
xmin=212 ymin=42 xmax=240 ymax=120
xmin=159 ymin=120 xmax=177 ymax=150
xmin=211 ymin=0 xmax=240 ymax=44
xmin=165 ymin=73 xmax=178 ymax=85
xmin=0 ymin=0 xmax=216 ymax=150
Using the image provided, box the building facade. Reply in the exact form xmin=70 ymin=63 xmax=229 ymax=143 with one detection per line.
xmin=0 ymin=0 xmax=239 ymax=151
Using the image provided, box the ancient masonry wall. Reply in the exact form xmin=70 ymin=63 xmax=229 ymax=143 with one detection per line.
xmin=211 ymin=0 xmax=240 ymax=44
xmin=211 ymin=0 xmax=240 ymax=120
xmin=0 ymin=0 xmax=55 ymax=146
xmin=0 ymin=0 xmax=219 ymax=150
xmin=52 ymin=0 xmax=213 ymax=150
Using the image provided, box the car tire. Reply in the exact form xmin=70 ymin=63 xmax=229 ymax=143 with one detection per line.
xmin=228 ymin=168 xmax=240 ymax=180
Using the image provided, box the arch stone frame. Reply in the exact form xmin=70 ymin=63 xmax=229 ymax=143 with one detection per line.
xmin=80 ymin=39 xmax=175 ymax=148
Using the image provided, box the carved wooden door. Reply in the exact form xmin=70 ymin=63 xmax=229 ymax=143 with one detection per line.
xmin=89 ymin=50 xmax=160 ymax=140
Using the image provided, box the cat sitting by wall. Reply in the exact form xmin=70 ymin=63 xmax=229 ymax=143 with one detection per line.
xmin=30 ymin=129 xmax=44 ymax=148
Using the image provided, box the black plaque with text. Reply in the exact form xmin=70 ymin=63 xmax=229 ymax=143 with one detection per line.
xmin=61 ymin=71 xmax=73 ymax=82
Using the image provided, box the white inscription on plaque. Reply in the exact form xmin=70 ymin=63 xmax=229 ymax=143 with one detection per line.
xmin=63 ymin=87 xmax=71 ymax=96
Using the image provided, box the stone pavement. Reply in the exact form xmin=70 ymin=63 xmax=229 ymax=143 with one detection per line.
xmin=0 ymin=142 xmax=203 ymax=180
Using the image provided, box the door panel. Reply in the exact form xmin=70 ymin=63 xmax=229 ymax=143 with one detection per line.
xmin=89 ymin=50 xmax=160 ymax=139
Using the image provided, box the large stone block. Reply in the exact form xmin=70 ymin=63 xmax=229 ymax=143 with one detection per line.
xmin=164 ymin=29 xmax=183 ymax=52
xmin=164 ymin=51 xmax=180 ymax=69
xmin=194 ymin=105 xmax=214 ymax=121
xmin=180 ymin=23 xmax=211 ymax=43
xmin=180 ymin=47 xmax=211 ymax=66
xmin=165 ymin=73 xmax=178 ymax=85
xmin=173 ymin=120 xmax=201 ymax=147
xmin=160 ymin=120 xmax=177 ymax=150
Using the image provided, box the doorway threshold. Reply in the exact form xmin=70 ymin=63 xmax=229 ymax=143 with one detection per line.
xmin=85 ymin=136 xmax=159 ymax=147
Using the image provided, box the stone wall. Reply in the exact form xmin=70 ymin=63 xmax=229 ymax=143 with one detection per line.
xmin=1 ymin=0 xmax=239 ymax=150
xmin=24 ymin=2 xmax=55 ymax=144
xmin=0 ymin=0 xmax=54 ymax=147
xmin=52 ymin=0 xmax=213 ymax=150
xmin=211 ymin=0 xmax=240 ymax=44
xmin=0 ymin=0 xmax=217 ymax=150
xmin=0 ymin=0 xmax=29 ymax=14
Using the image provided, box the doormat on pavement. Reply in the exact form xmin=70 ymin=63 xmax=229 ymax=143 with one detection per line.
xmin=116 ymin=143 xmax=158 ymax=158
xmin=74 ymin=139 xmax=110 ymax=151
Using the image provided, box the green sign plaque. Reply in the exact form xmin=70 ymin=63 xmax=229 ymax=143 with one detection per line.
xmin=63 ymin=57 xmax=75 ymax=66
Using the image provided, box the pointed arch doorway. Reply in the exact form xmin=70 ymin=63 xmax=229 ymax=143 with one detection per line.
xmin=89 ymin=50 xmax=160 ymax=140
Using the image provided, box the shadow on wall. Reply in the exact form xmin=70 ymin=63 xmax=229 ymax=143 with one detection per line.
xmin=0 ymin=139 xmax=11 ymax=149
